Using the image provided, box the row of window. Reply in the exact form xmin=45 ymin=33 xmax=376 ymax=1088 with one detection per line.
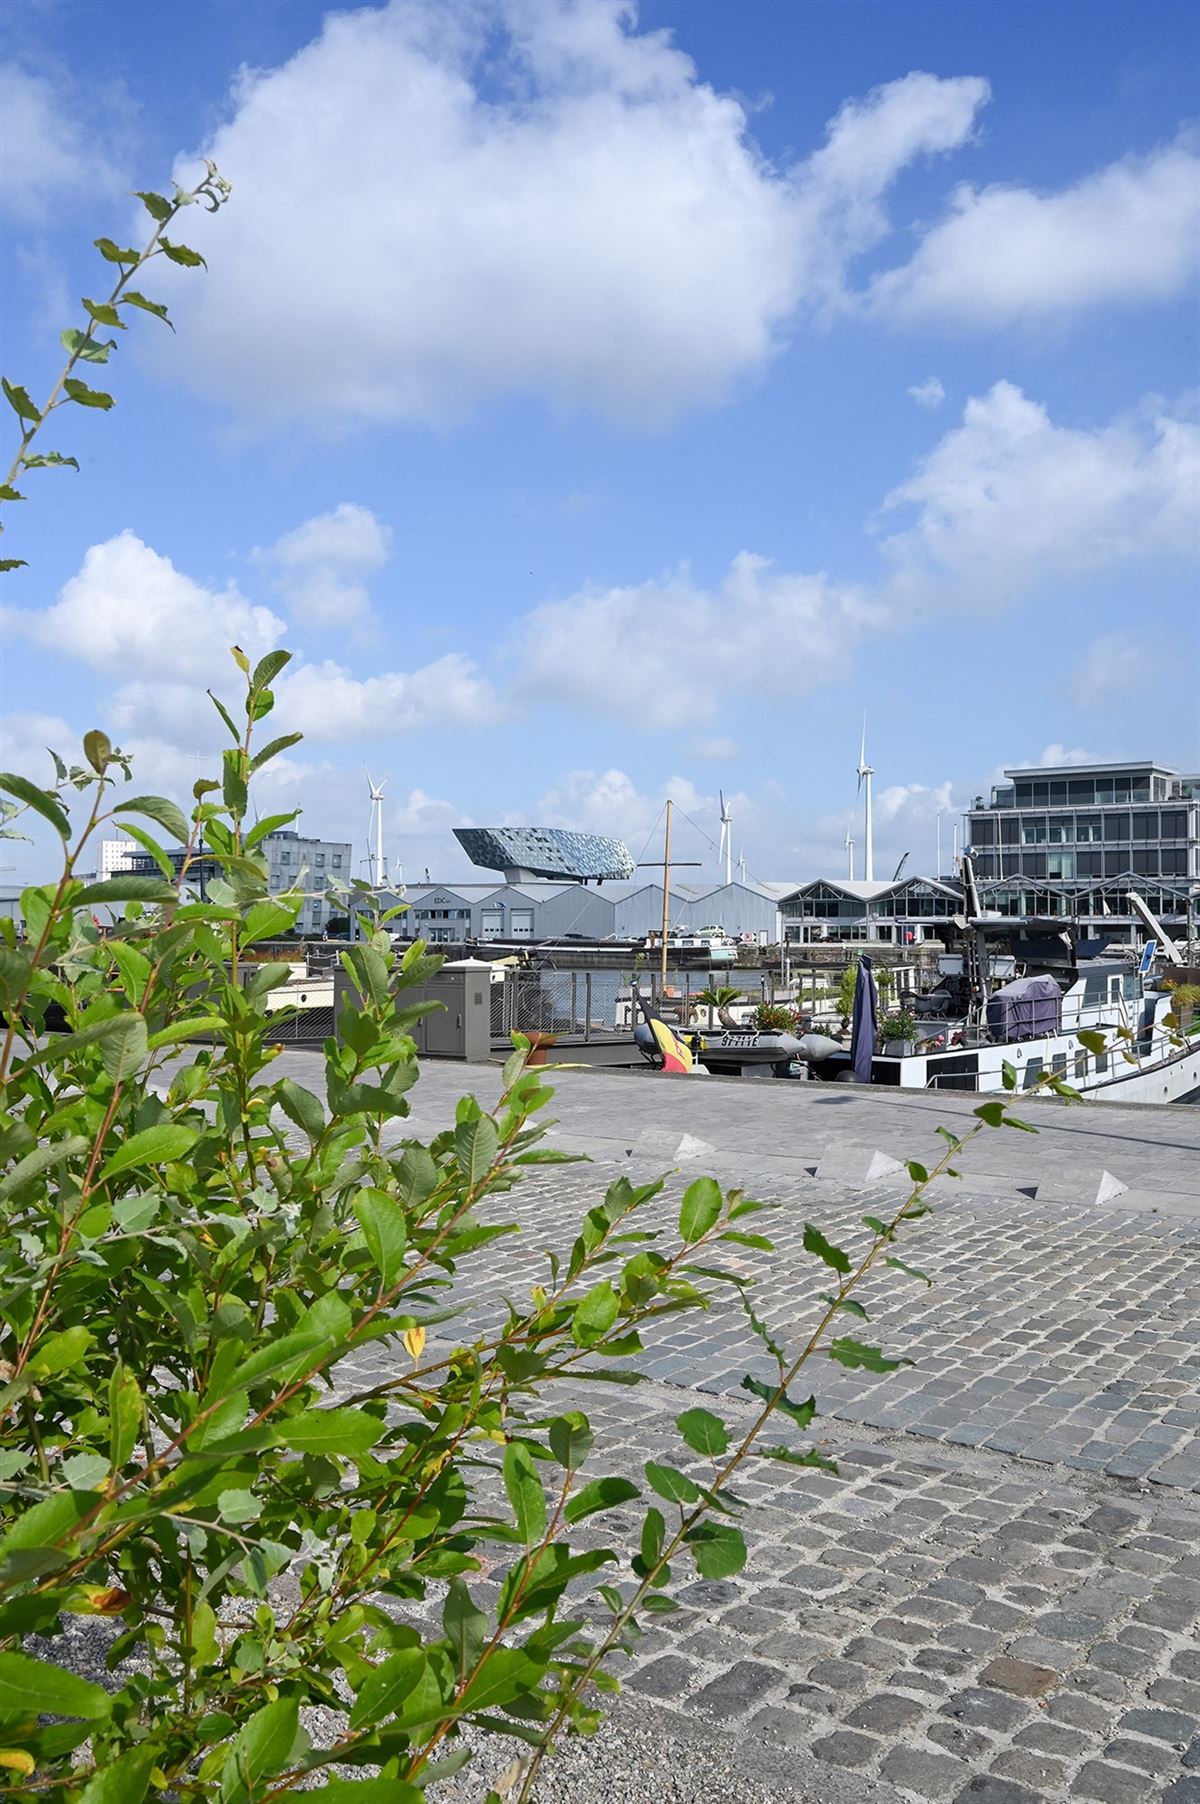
xmin=274 ymin=850 xmax=344 ymax=868
xmin=974 ymin=849 xmax=1191 ymax=879
xmin=983 ymin=886 xmax=1188 ymax=917
xmin=971 ymin=809 xmax=1191 ymax=847
xmin=994 ymin=776 xmax=1171 ymax=808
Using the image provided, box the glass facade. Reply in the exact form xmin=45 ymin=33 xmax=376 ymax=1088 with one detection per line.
xmin=454 ymin=827 xmax=635 ymax=882
xmin=966 ymin=762 xmax=1197 ymax=935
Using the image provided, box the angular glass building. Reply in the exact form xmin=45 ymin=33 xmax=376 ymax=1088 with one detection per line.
xmin=453 ymin=827 xmax=635 ymax=883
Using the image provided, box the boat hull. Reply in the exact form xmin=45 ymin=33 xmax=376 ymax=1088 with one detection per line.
xmin=877 ymin=1033 xmax=1200 ymax=1104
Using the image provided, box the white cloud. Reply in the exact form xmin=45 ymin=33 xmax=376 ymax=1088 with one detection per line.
xmin=273 ymin=654 xmax=499 ymax=742
xmin=8 ymin=531 xmax=285 ymax=681
xmin=516 ymin=551 xmax=876 ymax=721
xmin=868 ymin=138 xmax=1200 ymax=325
xmin=253 ymin=503 xmax=392 ymax=628
xmin=157 ymin=0 xmax=987 ymax=429
xmin=688 ymin=736 xmax=740 ymax=761
xmin=0 ymin=712 xmax=75 ymax=784
xmin=880 ymin=382 xmax=1200 ymax=607
xmin=907 ymin=376 xmax=945 ymax=410
xmin=0 ymin=64 xmax=124 ymax=219
xmin=1070 ymin=633 xmax=1143 ymax=707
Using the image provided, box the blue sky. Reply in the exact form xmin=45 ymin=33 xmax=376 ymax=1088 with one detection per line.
xmin=2 ymin=0 xmax=1197 ymax=890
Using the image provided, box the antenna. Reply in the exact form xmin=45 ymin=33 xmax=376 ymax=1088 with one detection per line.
xmin=855 ymin=718 xmax=875 ymax=884
xmin=365 ymin=767 xmax=389 ymax=888
xmin=718 ymin=790 xmax=733 ymax=886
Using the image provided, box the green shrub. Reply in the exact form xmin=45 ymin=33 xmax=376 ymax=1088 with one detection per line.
xmin=752 ymin=1001 xmax=804 ymax=1032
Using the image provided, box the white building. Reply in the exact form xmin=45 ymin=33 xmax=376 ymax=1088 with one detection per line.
xmin=99 ymin=838 xmax=138 ymax=880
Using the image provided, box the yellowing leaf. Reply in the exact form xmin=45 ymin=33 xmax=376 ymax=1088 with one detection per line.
xmin=0 ymin=1752 xmax=35 ymax=1775
xmin=402 ymin=1325 xmax=426 ymax=1364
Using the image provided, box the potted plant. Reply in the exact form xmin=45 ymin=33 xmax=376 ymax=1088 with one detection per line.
xmin=694 ymin=984 xmax=743 ymax=1026
xmin=880 ymin=1009 xmax=918 ymax=1057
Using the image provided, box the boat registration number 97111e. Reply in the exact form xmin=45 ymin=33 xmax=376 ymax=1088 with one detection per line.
xmin=699 ymin=1033 xmax=759 ymax=1048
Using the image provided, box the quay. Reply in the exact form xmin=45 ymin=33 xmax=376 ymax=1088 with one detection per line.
xmin=256 ymin=1050 xmax=1200 ymax=1802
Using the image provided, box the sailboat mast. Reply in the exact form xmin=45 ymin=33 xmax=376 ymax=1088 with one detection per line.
xmin=660 ymin=799 xmax=672 ymax=993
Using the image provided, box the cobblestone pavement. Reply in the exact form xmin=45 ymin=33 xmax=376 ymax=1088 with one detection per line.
xmin=262 ymin=1055 xmax=1200 ymax=1799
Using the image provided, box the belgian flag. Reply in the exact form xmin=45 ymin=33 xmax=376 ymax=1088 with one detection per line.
xmin=635 ymin=988 xmax=694 ymax=1074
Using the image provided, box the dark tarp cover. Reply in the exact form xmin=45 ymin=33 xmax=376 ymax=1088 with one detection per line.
xmin=986 ymin=973 xmax=1061 ymax=1041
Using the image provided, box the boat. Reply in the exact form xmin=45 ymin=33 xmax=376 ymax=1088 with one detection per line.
xmin=641 ymin=925 xmax=739 ymax=966
xmin=794 ymin=903 xmax=1200 ymax=1103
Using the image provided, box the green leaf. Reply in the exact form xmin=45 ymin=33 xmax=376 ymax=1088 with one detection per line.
xmin=135 ymin=189 xmax=173 ymax=222
xmin=61 ymin=327 xmax=114 ymax=363
xmin=109 ymin=1364 xmax=143 ymax=1469
xmin=77 ymin=1744 xmax=158 ymax=1804
xmin=679 ymin=1175 xmax=722 ymax=1242
xmin=676 ymin=1407 xmax=729 ymax=1457
xmin=548 ymin=1412 xmax=593 ymax=1470
xmin=685 ymin=1520 xmax=746 ymax=1579
xmin=0 ymin=1134 xmax=90 ymax=1200
xmin=160 ymin=237 xmax=206 ymax=267
xmin=572 ymin=1279 xmax=619 ymax=1347
xmin=0 ymin=1651 xmax=112 ymax=1719
xmin=77 ymin=875 xmax=181 ymax=909
xmin=63 ymin=377 xmax=115 ymax=409
xmin=644 ymin=1461 xmax=699 ymax=1504
xmin=0 ymin=484 xmax=24 ymax=501
xmin=121 ymin=289 xmax=173 ymax=328
xmin=97 ymin=1123 xmax=199 ymax=1182
xmin=117 ymin=821 xmax=173 ymax=879
xmin=885 ymin=1256 xmax=932 ymax=1286
xmin=217 ymin=1489 xmax=261 ymax=1525
xmin=94 ymin=237 xmax=141 ymax=264
xmin=760 ymin=1445 xmax=838 ymax=1474
xmin=273 ymin=1408 xmax=381 ymax=1458
xmin=0 ymin=557 xmax=28 ymax=570
xmin=353 ymin=1190 xmax=407 ymax=1292
xmin=443 ymin=1578 xmax=487 ymax=1680
xmin=0 ymin=770 xmax=69 ymax=837
xmin=803 ymin=1221 xmax=851 ymax=1275
xmin=308 ymin=1781 xmax=424 ymax=1803
xmin=1001 ymin=1059 xmax=1018 ymax=1091
xmin=974 ymin=1100 xmax=1006 ymax=1127
xmin=348 ymin=1649 xmax=425 ymax=1732
xmin=905 ymin=1160 xmax=929 ymax=1184
xmin=98 ymin=1012 xmax=148 ymax=1081
xmin=739 ymin=1375 xmax=815 ymax=1429
xmin=250 ymin=732 xmax=303 ymax=772
xmin=253 ymin=649 xmax=292 ymax=690
xmin=2 ymin=378 xmax=40 ymax=424
xmin=21 ymin=450 xmax=79 ymax=470
xmin=29 ymin=1326 xmax=92 ymax=1378
xmin=563 ymin=1475 xmax=639 ymax=1525
xmin=828 ymin=1337 xmax=913 ymax=1374
xmin=456 ymin=1114 xmax=499 ymax=1186
xmin=220 ymin=1696 xmax=302 ymax=1804
xmin=114 ymin=794 xmax=190 ymax=843
xmin=276 ymin=1078 xmax=325 ymax=1140
xmin=245 ymin=810 xmax=300 ymax=850
xmin=503 ymin=1442 xmax=547 ymax=1546
xmin=82 ymin=298 xmax=125 ymax=329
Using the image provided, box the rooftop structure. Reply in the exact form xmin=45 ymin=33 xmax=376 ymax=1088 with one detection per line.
xmin=966 ymin=757 xmax=1197 ymax=941
xmin=453 ymin=826 xmax=635 ymax=884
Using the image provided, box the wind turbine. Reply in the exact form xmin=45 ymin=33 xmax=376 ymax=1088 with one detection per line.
xmin=856 ymin=720 xmax=875 ymax=883
xmin=365 ymin=768 xmax=388 ymax=888
xmin=718 ymin=791 xmax=733 ymax=886
xmin=844 ymin=820 xmax=855 ymax=881
xmin=737 ymin=847 xmax=747 ymax=884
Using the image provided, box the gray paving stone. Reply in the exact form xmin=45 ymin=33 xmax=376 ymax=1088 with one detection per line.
xmin=953 ymin=1777 xmax=1042 ymax=1803
xmin=844 ymin=1691 xmax=923 ymax=1733
xmin=942 ymin=1688 xmax=1032 ymax=1733
xmin=690 ymin=1659 xmax=777 ymax=1719
xmin=811 ymin=1729 xmax=880 ymax=1767
xmin=1118 ymin=1706 xmax=1198 ymax=1743
xmin=1100 ymin=1735 xmax=1178 ymax=1775
xmin=1163 ymin=1780 xmax=1200 ymax=1804
xmin=1071 ymin=1760 xmax=1161 ymax=1804
xmin=880 ymin=1746 xmax=968 ymax=1798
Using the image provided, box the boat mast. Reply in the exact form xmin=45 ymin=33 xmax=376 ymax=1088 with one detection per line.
xmin=661 ymin=799 xmax=672 ymax=993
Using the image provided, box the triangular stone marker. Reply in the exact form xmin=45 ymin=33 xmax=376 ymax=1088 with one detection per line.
xmin=632 ymin=1126 xmax=716 ymax=1162
xmin=814 ymin=1148 xmax=905 ymax=1186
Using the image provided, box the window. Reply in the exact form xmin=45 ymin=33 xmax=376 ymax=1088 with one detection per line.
xmin=1160 ymin=810 xmax=1187 ymax=838
xmin=1000 ymin=818 xmax=1019 ymax=845
xmin=332 ymin=854 xmax=342 ymax=869
xmin=1132 ymin=812 xmax=1157 ymax=841
xmin=1047 ymin=852 xmax=1075 ymax=879
xmin=1075 ymin=815 xmax=1101 ymax=842
xmin=316 ymin=853 xmax=326 ymax=867
xmin=1023 ymin=1059 xmax=1044 ymax=1089
xmin=1068 ymin=779 xmax=1096 ymax=803
xmin=1102 ymin=813 xmax=1130 ymax=842
xmin=278 ymin=851 xmax=290 ymax=866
